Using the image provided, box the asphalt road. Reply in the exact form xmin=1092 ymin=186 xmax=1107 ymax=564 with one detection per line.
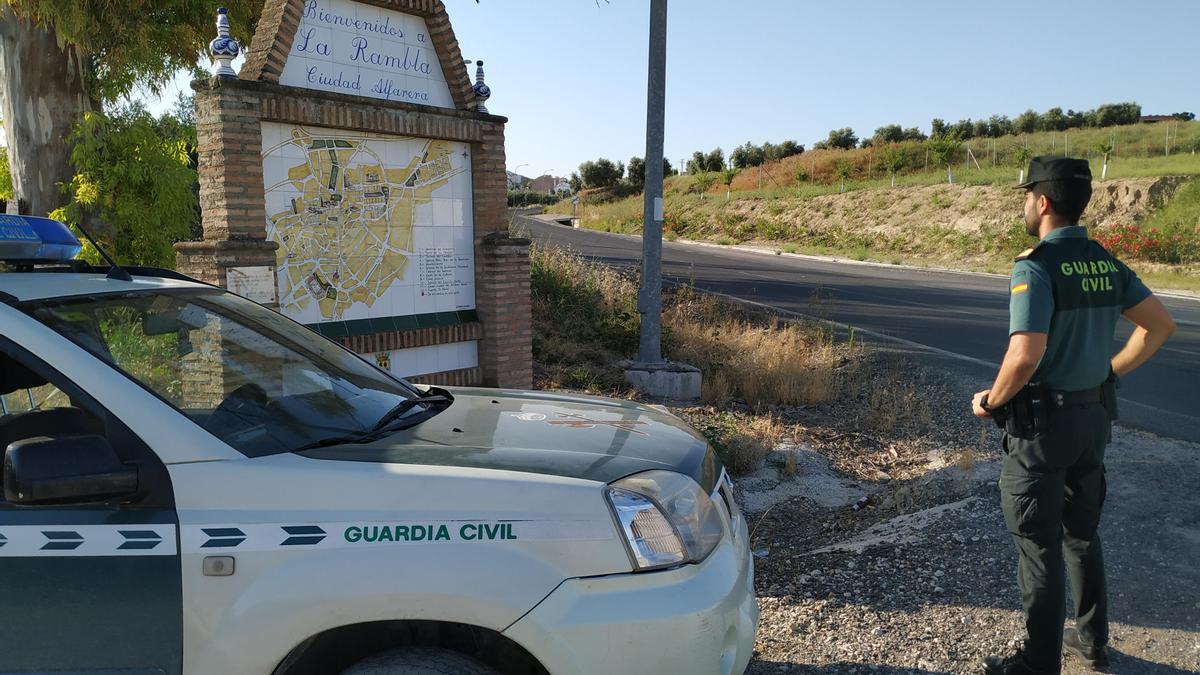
xmin=525 ymin=216 xmax=1200 ymax=443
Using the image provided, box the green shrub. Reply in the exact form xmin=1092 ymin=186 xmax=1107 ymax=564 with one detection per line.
xmin=508 ymin=191 xmax=560 ymax=207
xmin=755 ymin=220 xmax=789 ymax=240
xmin=52 ymin=105 xmax=197 ymax=267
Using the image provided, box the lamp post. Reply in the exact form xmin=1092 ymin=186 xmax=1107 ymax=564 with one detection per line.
xmin=513 ymin=163 xmax=529 ymax=189
xmin=542 ymin=169 xmax=555 ymax=195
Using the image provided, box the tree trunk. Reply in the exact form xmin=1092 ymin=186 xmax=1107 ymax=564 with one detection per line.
xmin=0 ymin=6 xmax=95 ymax=216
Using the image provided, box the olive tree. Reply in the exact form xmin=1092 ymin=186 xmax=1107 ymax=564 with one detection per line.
xmin=878 ymin=145 xmax=906 ymax=187
xmin=928 ymin=135 xmax=962 ymax=184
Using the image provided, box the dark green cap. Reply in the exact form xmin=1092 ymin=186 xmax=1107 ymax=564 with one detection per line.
xmin=1014 ymin=155 xmax=1092 ymax=189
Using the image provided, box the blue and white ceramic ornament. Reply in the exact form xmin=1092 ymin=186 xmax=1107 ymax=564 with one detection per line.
xmin=209 ymin=8 xmax=241 ymax=78
xmin=472 ymin=60 xmax=491 ymax=114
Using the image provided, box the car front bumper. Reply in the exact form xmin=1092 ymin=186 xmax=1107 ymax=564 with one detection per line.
xmin=504 ymin=515 xmax=758 ymax=675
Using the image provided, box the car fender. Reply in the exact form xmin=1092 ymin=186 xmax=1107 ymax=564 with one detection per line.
xmin=169 ymin=454 xmax=629 ymax=674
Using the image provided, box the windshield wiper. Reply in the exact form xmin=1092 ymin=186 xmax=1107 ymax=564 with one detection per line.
xmin=369 ymin=394 xmax=450 ymax=433
xmin=291 ymin=431 xmax=383 ymax=452
xmin=291 ymin=394 xmax=452 ymax=452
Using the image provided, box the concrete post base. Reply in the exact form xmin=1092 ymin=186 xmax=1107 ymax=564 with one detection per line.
xmin=620 ymin=360 xmax=702 ymax=401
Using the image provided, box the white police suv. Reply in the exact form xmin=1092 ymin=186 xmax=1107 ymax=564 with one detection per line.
xmin=0 ymin=216 xmax=757 ymax=674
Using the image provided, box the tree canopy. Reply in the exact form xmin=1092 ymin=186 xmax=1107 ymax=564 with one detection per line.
xmin=815 ymin=128 xmax=858 ymax=151
xmin=3 ymin=0 xmax=261 ymax=102
xmin=686 ymin=148 xmax=724 ymax=174
xmin=626 ymin=156 xmax=675 ymax=190
xmin=51 ymin=102 xmax=200 ymax=266
xmin=730 ymin=139 xmax=803 ymax=169
xmin=578 ymin=158 xmax=624 ymax=188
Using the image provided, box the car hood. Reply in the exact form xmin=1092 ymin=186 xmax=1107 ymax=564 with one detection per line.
xmin=298 ymin=386 xmax=720 ymax=491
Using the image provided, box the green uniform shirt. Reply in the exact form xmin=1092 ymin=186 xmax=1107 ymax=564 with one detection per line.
xmin=1008 ymin=225 xmax=1151 ymax=391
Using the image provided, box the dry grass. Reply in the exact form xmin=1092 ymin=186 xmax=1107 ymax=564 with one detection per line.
xmin=956 ymin=447 xmax=977 ymax=472
xmin=722 ymin=414 xmax=787 ymax=475
xmin=530 ymin=244 xmax=857 ymax=472
xmin=856 ymin=359 xmax=933 ymax=437
xmin=529 ymin=246 xmax=641 ymax=392
xmin=666 ymin=287 xmax=844 ymax=407
xmin=531 ymin=244 xmax=848 ymax=409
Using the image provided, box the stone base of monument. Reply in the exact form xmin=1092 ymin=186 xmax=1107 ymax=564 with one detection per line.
xmin=620 ymin=360 xmax=702 ymax=401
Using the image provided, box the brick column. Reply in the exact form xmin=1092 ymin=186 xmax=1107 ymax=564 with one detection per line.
xmin=471 ymin=120 xmax=530 ymax=388
xmin=192 ymin=78 xmax=268 ymax=240
xmin=472 ymin=122 xmax=508 ymax=237
xmin=176 ymin=78 xmax=279 ymax=304
xmin=475 ymin=233 xmax=532 ymax=389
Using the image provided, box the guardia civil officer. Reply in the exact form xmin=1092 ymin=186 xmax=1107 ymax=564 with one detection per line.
xmin=971 ymin=156 xmax=1176 ymax=674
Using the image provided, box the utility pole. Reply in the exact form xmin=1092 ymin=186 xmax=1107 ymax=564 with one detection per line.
xmin=623 ymin=0 xmax=696 ymax=399
xmin=637 ymin=0 xmax=667 ymax=364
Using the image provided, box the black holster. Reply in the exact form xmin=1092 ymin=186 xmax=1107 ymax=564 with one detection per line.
xmin=992 ymin=383 xmax=1050 ymax=439
xmin=1101 ymin=371 xmax=1119 ymax=421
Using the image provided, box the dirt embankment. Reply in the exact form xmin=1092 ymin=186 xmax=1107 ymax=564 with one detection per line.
xmin=712 ymin=176 xmax=1189 ymax=240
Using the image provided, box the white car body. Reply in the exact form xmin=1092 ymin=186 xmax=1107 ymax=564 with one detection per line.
xmin=0 ymin=270 xmax=758 ymax=675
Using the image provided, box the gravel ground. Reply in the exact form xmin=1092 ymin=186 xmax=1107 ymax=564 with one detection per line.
xmin=725 ymin=352 xmax=1200 ymax=674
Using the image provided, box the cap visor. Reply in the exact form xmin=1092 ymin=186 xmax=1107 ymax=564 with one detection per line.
xmin=1012 ymin=180 xmax=1035 ymax=190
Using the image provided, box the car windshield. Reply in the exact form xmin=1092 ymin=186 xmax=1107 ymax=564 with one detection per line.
xmin=27 ymin=289 xmax=432 ymax=457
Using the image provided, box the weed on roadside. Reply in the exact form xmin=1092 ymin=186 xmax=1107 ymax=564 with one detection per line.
xmin=662 ymin=291 xmax=841 ymax=408
xmin=855 ymin=358 xmax=933 ymax=438
xmin=690 ymin=410 xmax=785 ymax=474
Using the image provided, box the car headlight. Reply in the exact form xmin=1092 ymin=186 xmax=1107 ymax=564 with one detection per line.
xmin=606 ymin=470 xmax=726 ymax=571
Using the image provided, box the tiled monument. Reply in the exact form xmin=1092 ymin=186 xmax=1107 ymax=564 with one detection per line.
xmin=176 ymin=0 xmax=531 ymax=389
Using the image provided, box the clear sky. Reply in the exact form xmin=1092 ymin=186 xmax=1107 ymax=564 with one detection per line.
xmin=141 ymin=0 xmax=1197 ymax=180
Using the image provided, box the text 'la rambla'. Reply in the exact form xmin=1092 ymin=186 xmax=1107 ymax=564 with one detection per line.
xmin=295 ymin=29 xmax=433 ymax=76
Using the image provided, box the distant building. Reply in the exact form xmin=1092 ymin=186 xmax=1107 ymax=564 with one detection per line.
xmin=1139 ymin=115 xmax=1175 ymax=124
xmin=506 ymin=170 xmax=529 ymax=189
xmin=528 ymin=175 xmax=558 ymax=192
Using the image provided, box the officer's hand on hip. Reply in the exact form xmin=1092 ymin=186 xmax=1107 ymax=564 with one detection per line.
xmin=971 ymin=389 xmax=993 ymax=419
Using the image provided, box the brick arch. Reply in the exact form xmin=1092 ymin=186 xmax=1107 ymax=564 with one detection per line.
xmin=238 ymin=0 xmax=476 ymax=111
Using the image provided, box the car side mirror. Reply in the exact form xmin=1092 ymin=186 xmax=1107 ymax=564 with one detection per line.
xmin=3 ymin=435 xmax=138 ymax=505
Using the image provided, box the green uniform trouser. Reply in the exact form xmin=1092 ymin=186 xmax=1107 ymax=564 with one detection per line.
xmin=1000 ymin=404 xmax=1110 ymax=672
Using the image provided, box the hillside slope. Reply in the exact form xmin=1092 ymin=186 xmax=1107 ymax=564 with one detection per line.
xmin=702 ymin=176 xmax=1187 ymax=237
xmin=559 ymin=176 xmax=1199 ymax=284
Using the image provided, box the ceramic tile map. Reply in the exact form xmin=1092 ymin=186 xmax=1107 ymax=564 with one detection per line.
xmin=262 ymin=122 xmax=474 ymax=324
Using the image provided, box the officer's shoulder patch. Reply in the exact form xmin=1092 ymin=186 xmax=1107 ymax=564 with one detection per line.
xmin=1013 ymin=247 xmax=1035 ymax=262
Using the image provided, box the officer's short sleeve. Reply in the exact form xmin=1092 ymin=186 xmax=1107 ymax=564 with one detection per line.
xmin=1009 ymin=259 xmax=1053 ymax=335
xmin=1116 ymin=258 xmax=1152 ymax=310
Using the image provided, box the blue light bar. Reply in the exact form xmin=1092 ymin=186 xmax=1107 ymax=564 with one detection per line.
xmin=0 ymin=215 xmax=83 ymax=261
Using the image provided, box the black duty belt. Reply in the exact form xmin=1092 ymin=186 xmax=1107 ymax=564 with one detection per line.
xmin=1047 ymin=386 xmax=1105 ymax=409
xmin=993 ymin=374 xmax=1119 ymax=438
